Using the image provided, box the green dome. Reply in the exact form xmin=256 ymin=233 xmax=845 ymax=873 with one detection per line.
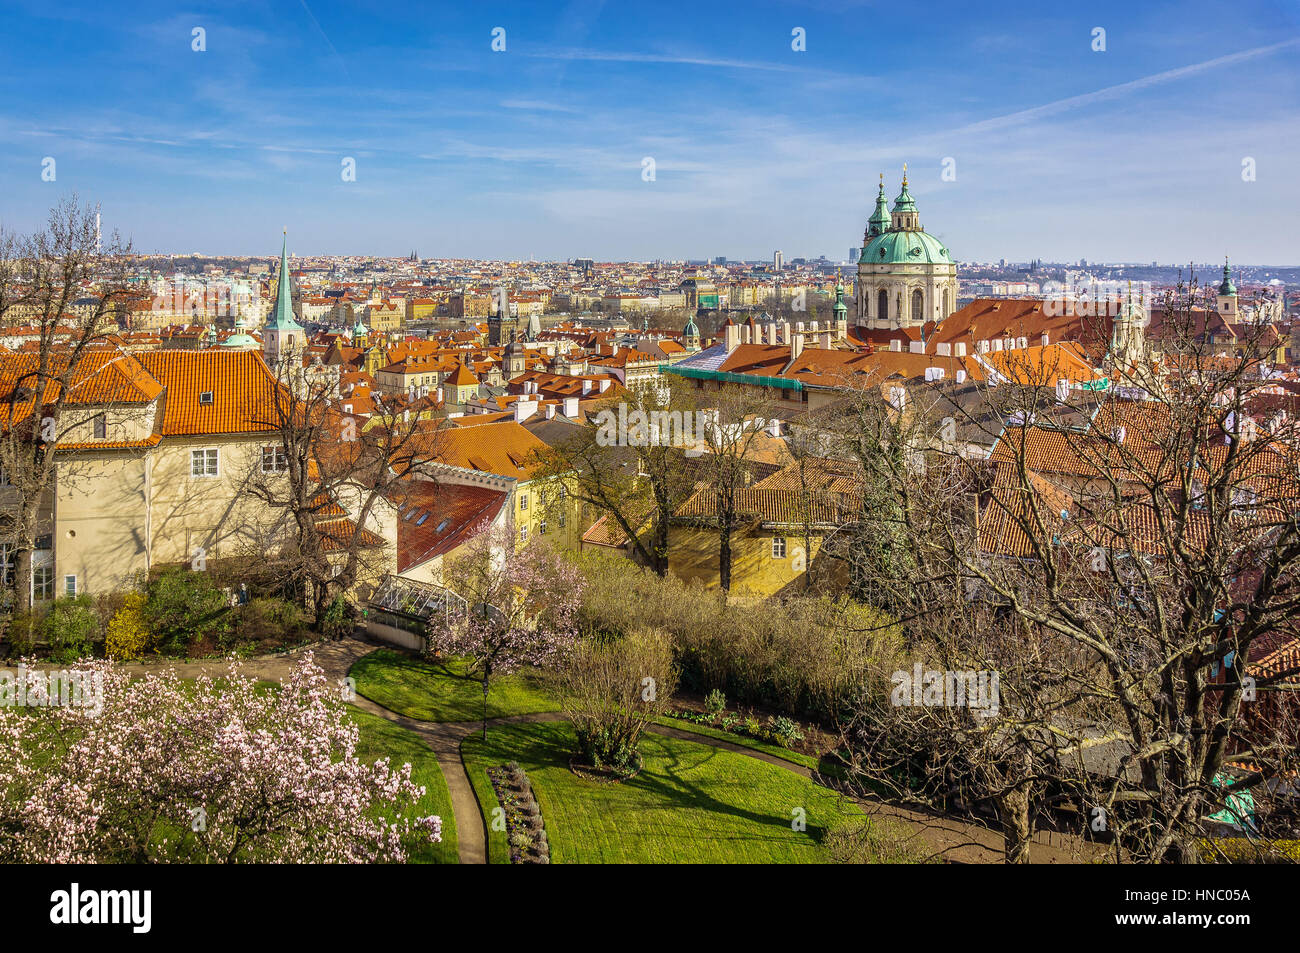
xmin=860 ymin=229 xmax=952 ymax=265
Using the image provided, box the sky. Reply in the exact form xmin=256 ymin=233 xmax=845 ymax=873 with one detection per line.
xmin=0 ymin=0 xmax=1298 ymax=264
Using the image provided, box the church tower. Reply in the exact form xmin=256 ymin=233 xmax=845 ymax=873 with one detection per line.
xmin=1216 ymin=258 xmax=1238 ymax=317
xmin=854 ymin=166 xmax=958 ymax=330
xmin=263 ymin=232 xmax=305 ymax=370
xmin=1110 ymin=281 xmax=1147 ymax=366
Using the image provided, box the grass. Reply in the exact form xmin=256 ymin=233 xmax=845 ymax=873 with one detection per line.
xmin=461 ymin=721 xmax=867 ymax=863
xmin=350 ymin=648 xmax=558 ymax=722
xmin=350 ymin=708 xmax=458 ymax=864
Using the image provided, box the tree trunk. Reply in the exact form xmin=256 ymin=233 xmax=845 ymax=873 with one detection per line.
xmin=998 ymin=786 xmax=1032 ymax=864
xmin=718 ymin=521 xmax=732 ymax=593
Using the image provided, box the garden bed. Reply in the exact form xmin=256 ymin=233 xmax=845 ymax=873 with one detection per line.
xmin=486 ymin=761 xmax=551 ymax=864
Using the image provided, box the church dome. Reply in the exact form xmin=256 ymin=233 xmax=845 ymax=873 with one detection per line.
xmin=860 ymin=229 xmax=952 ymax=265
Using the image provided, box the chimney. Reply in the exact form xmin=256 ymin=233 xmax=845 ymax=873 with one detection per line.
xmin=742 ymin=324 xmax=752 ymax=344
xmin=810 ymin=321 xmax=820 ymax=333
xmin=514 ymin=398 xmax=538 ymax=423
xmin=819 ymin=330 xmax=832 ymax=350
xmin=1041 ymin=332 xmax=1050 ymax=347
xmin=544 ymin=402 xmax=556 ymax=419
xmin=909 ymin=340 xmax=924 ymax=354
xmin=890 ymin=338 xmax=902 ymax=352
xmin=836 ymin=318 xmax=847 ymax=340
xmin=725 ymin=324 xmax=741 ymax=352
xmin=956 ymin=369 xmax=967 ymax=383
xmin=936 ymin=342 xmax=951 ymax=356
xmin=790 ymin=332 xmax=804 ymax=361
xmin=796 ymin=321 xmax=806 ymax=333
xmin=766 ymin=322 xmax=777 ymax=346
xmin=582 ymin=379 xmax=593 ymax=394
xmin=563 ymin=395 xmax=580 ymax=417
xmin=435 ymin=386 xmax=444 ymax=403
xmin=781 ymin=321 xmax=791 ymax=344
xmin=977 ymin=339 xmax=989 ymax=353
xmin=598 ymin=378 xmax=611 ymax=393
xmin=954 ymin=342 xmax=967 ymax=357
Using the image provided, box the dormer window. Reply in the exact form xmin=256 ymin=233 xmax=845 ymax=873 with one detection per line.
xmin=199 ymin=391 xmax=214 ymax=405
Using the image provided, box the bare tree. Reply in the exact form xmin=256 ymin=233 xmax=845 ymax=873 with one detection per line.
xmin=0 ymin=197 xmax=133 ymax=613
xmin=247 ymin=360 xmax=445 ymax=628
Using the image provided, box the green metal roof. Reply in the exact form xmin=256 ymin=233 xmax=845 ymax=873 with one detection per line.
xmin=267 ymin=234 xmax=304 ymax=333
xmin=861 ymin=229 xmax=952 ymax=265
xmin=662 ymin=364 xmax=803 ymax=390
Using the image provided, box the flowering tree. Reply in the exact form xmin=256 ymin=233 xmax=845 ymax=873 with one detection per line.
xmin=429 ymin=529 xmax=585 ymax=738
xmin=0 ymin=654 xmax=440 ymax=863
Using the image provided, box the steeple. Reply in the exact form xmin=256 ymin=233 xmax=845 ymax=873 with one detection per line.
xmin=891 ymin=165 xmax=918 ymax=229
xmin=1217 ymin=256 xmax=1238 ymax=316
xmin=1218 ymin=257 xmax=1237 ymax=297
xmin=865 ymin=173 xmax=891 ymax=244
xmin=268 ymin=232 xmax=303 ymax=332
xmin=263 ymin=231 xmax=304 ymax=367
xmin=833 ymin=279 xmax=848 ymax=322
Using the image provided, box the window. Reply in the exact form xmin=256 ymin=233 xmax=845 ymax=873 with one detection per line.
xmin=0 ymin=546 xmax=13 ymax=587
xmin=911 ymin=289 xmax=924 ymax=324
xmin=199 ymin=391 xmax=214 ymax=405
xmin=558 ymin=511 xmax=565 ymax=528
xmin=520 ymin=525 xmax=528 ymax=542
xmin=92 ymin=414 xmax=106 ymax=439
xmin=519 ymin=493 xmax=528 ymax=511
xmin=261 ymin=446 xmax=288 ymax=473
xmin=772 ymin=537 xmax=787 ymax=559
xmin=33 ymin=567 xmax=53 ymax=601
xmin=64 ymin=575 xmax=77 ymax=598
xmin=191 ymin=448 xmax=219 ymax=477
xmin=539 ymin=521 xmax=548 ymax=535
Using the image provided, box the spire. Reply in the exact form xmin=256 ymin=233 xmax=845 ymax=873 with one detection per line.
xmin=866 ymin=173 xmax=891 ymax=240
xmin=268 ymin=233 xmax=303 ymax=332
xmin=892 ymin=165 xmax=917 ymax=214
xmin=1218 ymin=257 xmax=1237 ymax=297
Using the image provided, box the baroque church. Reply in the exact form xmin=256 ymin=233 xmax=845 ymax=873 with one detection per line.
xmin=854 ymin=167 xmax=958 ymax=330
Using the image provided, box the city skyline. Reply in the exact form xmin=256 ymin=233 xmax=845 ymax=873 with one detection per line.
xmin=1 ymin=0 xmax=1298 ymax=263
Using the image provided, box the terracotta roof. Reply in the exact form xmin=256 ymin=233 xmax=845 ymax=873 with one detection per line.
xmin=317 ymin=518 xmax=385 ymax=553
xmin=396 ymin=481 xmax=507 ymax=572
xmin=675 ymin=485 xmax=849 ymax=525
xmin=135 ymin=351 xmax=284 ymax=436
xmin=420 ymin=419 xmax=548 ymax=481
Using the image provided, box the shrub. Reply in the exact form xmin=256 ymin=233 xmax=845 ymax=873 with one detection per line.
xmin=144 ymin=568 xmax=230 ymax=656
xmin=5 ymin=609 xmax=42 ymax=655
xmin=560 ymin=628 xmax=677 ymax=773
xmin=704 ymin=688 xmax=727 ymax=717
xmin=319 ymin=596 xmax=355 ymax=640
xmin=105 ymin=592 xmax=152 ymax=661
xmin=43 ymin=596 xmax=99 ymax=662
xmin=767 ymin=715 xmax=805 ymax=748
xmin=232 ymin=598 xmax=309 ymax=651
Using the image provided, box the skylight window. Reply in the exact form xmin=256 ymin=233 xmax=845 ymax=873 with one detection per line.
xmin=199 ymin=391 xmax=214 ymax=405
xmin=435 ymin=519 xmax=449 ymax=533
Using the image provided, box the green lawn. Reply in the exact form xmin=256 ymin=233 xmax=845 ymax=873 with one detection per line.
xmin=461 ymin=721 xmax=866 ymax=863
xmin=350 ymin=708 xmax=458 ymax=864
xmin=350 ymin=648 xmax=558 ymax=722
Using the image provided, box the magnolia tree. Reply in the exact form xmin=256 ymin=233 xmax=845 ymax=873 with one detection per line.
xmin=428 ymin=529 xmax=585 ymax=738
xmin=0 ymin=654 xmax=440 ymax=863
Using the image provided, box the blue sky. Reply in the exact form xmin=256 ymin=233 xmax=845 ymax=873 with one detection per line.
xmin=1 ymin=0 xmax=1297 ymax=263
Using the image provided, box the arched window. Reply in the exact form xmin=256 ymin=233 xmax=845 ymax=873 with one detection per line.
xmin=877 ymin=289 xmax=888 ymax=321
xmin=942 ymin=288 xmax=950 ymax=317
xmin=911 ymin=289 xmax=923 ymax=324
